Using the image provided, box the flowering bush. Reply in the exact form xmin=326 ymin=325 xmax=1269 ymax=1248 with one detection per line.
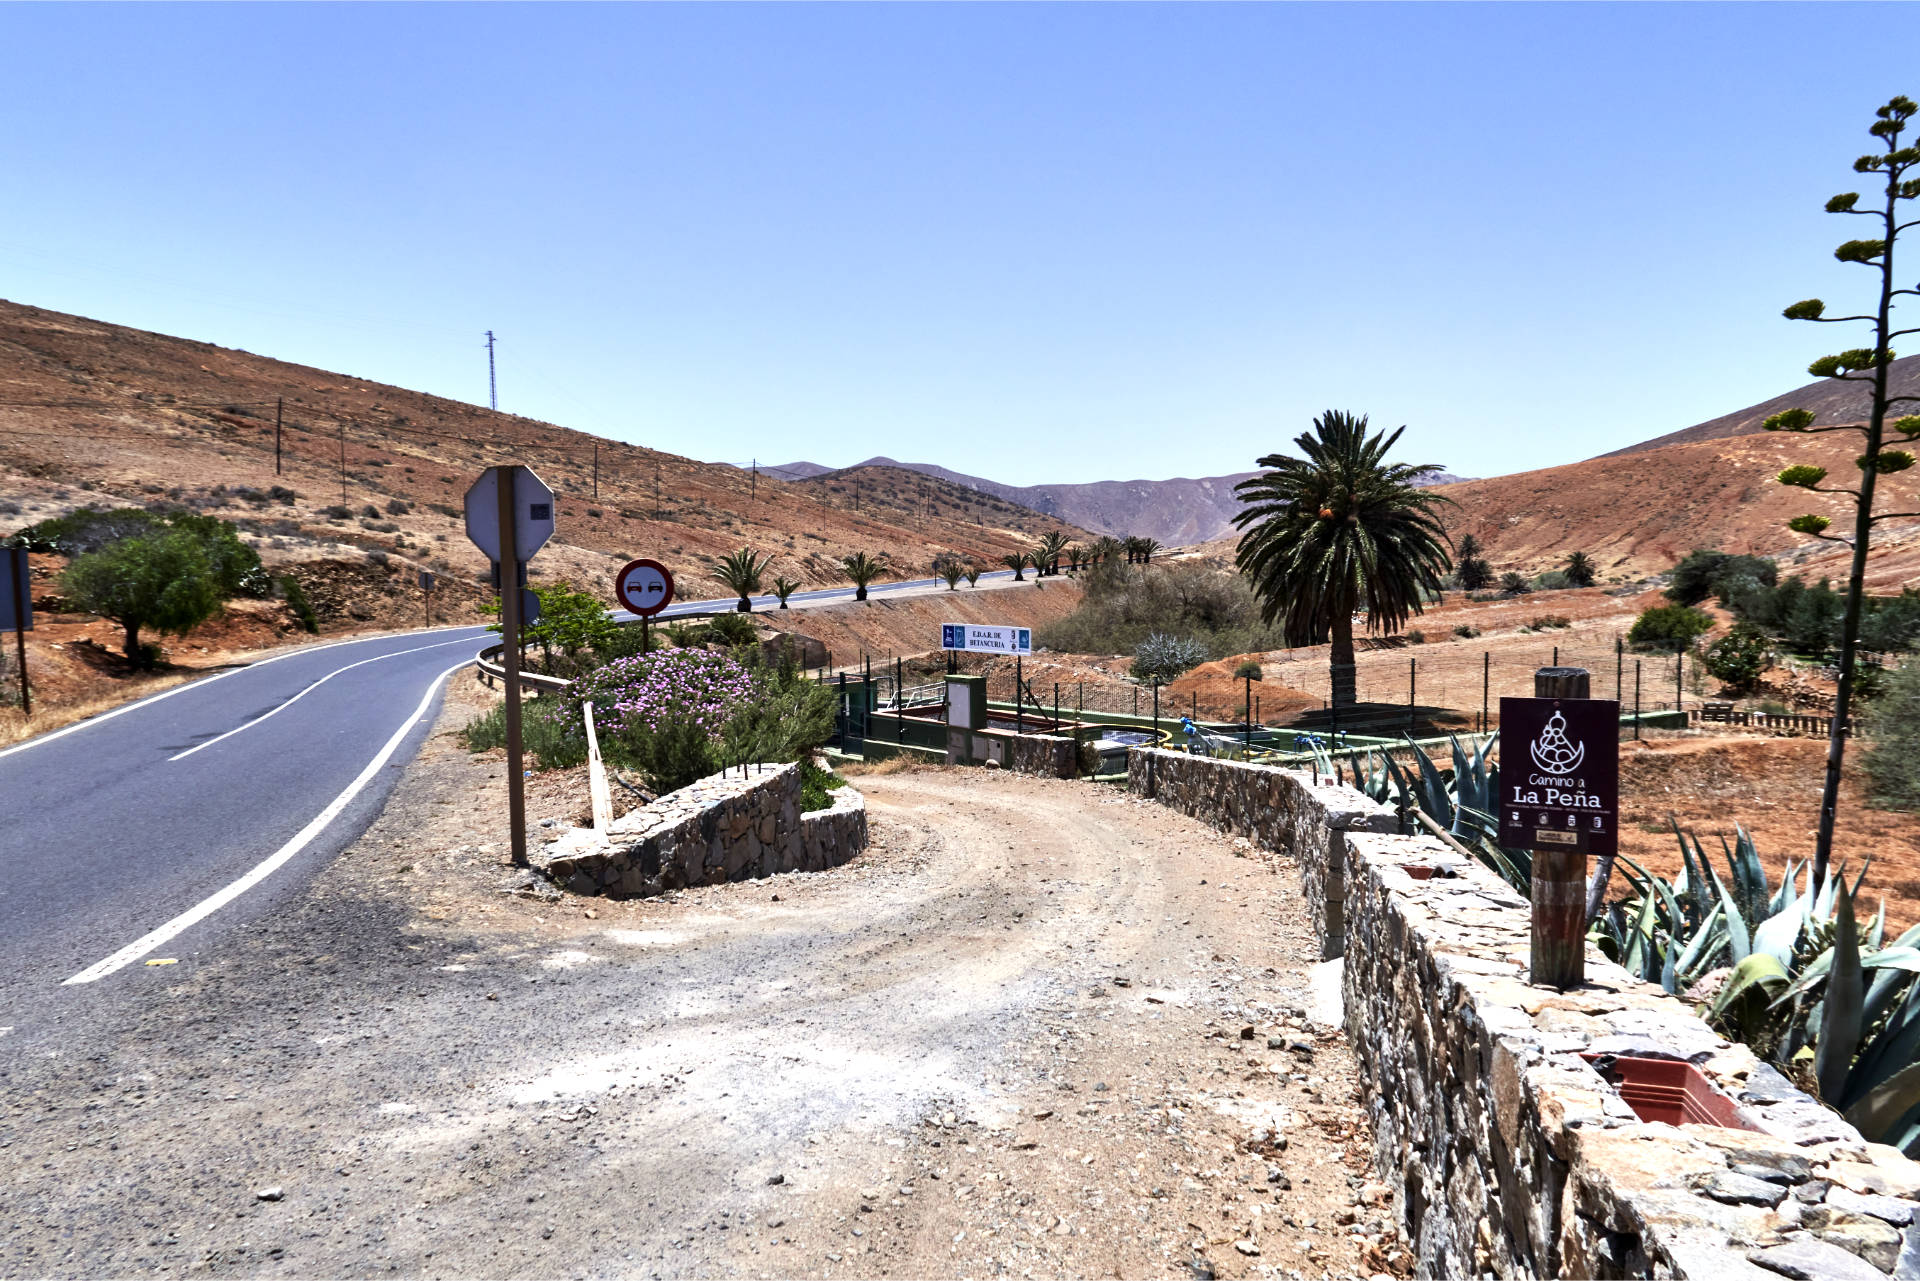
xmin=575 ymin=649 xmax=757 ymax=738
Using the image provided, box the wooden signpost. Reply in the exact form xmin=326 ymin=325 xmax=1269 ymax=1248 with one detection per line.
xmin=1499 ymin=667 xmax=1619 ymax=990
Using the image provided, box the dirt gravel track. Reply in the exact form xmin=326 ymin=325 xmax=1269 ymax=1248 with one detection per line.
xmin=1 ymin=736 xmax=1387 ymax=1279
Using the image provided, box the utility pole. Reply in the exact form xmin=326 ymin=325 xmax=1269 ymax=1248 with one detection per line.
xmin=274 ymin=398 xmax=283 ymax=475
xmin=654 ymin=464 xmax=662 ymax=520
xmin=497 ymin=466 xmax=527 ymax=867
xmin=485 ymin=331 xmax=498 ymax=411
xmin=751 ymin=458 xmax=757 ymax=503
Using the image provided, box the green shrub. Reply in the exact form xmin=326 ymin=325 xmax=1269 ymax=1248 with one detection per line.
xmin=1132 ymin=633 xmax=1207 ymax=684
xmin=1499 ymin=571 xmax=1532 ymax=595
xmin=1628 ymin=604 xmax=1714 ymax=652
xmin=280 ymin=574 xmax=319 ymax=633
xmin=1701 ymin=625 xmax=1771 ymax=693
xmin=1453 ymin=623 xmax=1481 ymax=639
xmin=1667 ymin=549 xmax=1778 ymax=607
xmin=799 ymin=759 xmax=845 ymax=813
xmin=458 ymin=696 xmax=587 ymax=770
xmin=704 ymin=612 xmax=758 ymax=647
xmin=1529 ymin=615 xmax=1572 ymax=630
xmin=1233 ymin=659 xmax=1264 ymax=680
xmin=1037 ymin=561 xmax=1283 ymax=659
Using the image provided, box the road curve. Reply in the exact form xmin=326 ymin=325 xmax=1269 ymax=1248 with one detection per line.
xmin=0 ymin=626 xmax=492 ymax=1037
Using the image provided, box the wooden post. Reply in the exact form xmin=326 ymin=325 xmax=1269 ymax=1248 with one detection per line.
xmin=1016 ymin=656 xmax=1023 ymax=734
xmin=1531 ymin=666 xmax=1589 ymax=989
xmin=1408 ymin=656 xmax=1416 ymax=734
xmin=497 ymin=465 xmax=528 ymax=868
xmin=1481 ymin=650 xmax=1490 ymax=734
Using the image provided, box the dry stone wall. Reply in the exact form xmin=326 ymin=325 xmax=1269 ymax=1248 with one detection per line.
xmin=533 ymin=762 xmax=866 ymax=898
xmin=1126 ymin=747 xmax=1396 ymax=958
xmin=1129 ymin=747 xmax=1920 ymax=1280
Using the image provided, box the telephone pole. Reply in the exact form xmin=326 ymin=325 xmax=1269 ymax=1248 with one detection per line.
xmin=485 ymin=330 xmax=498 ymax=411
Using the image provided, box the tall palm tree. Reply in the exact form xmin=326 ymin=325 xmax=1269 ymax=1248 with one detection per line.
xmin=1001 ymin=551 xmax=1030 ymax=582
xmin=1564 ymin=550 xmax=1597 ymax=588
xmin=1090 ymin=536 xmax=1125 ymax=565
xmin=1232 ymin=411 xmax=1453 ymax=709
xmin=1034 ymin=531 xmax=1070 ymax=577
xmin=1137 ymin=538 xmax=1161 ymax=564
xmin=717 ymin=547 xmax=773 ymax=612
xmin=840 ymin=551 xmax=888 ymax=602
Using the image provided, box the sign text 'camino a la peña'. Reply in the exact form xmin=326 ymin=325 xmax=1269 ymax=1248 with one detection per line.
xmin=1497 ymin=696 xmax=1619 ymax=857
xmin=941 ymin=624 xmax=1031 ymax=655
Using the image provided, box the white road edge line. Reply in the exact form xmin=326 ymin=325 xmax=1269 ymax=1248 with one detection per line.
xmin=167 ymin=637 xmax=478 ymax=762
xmin=0 ymin=627 xmax=485 ymax=764
xmin=62 ymin=658 xmax=472 ymax=986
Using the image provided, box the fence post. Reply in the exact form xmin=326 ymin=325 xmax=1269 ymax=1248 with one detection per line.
xmin=1408 ymin=656 xmax=1416 ymax=734
xmin=1016 ymin=656 xmax=1023 ymax=734
xmin=1481 ymin=651 xmax=1490 ymax=734
xmin=1676 ymin=650 xmax=1684 ymax=715
xmin=1615 ymin=636 xmax=1623 ymax=701
xmin=1531 ymin=666 xmax=1591 ymax=990
xmin=1634 ymin=660 xmax=1642 ymax=740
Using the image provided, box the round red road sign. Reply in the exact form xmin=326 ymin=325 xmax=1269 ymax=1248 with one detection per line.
xmin=615 ymin=558 xmax=675 ymax=616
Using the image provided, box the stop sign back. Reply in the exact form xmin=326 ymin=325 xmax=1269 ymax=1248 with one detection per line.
xmin=616 ymin=558 xmax=675 ymax=616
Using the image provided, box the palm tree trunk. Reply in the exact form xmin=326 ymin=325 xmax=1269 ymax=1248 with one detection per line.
xmin=856 ymin=584 xmax=868 ymax=601
xmin=1330 ymin=609 xmax=1356 ymax=709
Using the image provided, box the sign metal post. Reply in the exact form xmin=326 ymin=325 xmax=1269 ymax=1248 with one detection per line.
xmin=4 ymin=548 xmax=31 ymax=715
xmin=465 ymin=464 xmax=557 ymax=870
xmin=1498 ymin=667 xmax=1619 ymax=990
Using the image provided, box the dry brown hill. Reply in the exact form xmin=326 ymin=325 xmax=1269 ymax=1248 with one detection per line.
xmin=1436 ymin=428 xmax=1920 ymax=589
xmin=0 ymin=299 xmax=1086 ymax=601
xmin=1604 ymin=354 xmax=1920 ymax=457
xmin=1198 ymin=428 xmax=1920 ymax=592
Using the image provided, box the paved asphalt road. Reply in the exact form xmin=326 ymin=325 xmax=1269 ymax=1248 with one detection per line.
xmin=0 ymin=570 xmax=1030 ymax=1044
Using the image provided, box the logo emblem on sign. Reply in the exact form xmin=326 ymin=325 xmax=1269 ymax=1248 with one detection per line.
xmin=1530 ymin=709 xmax=1585 ymax=775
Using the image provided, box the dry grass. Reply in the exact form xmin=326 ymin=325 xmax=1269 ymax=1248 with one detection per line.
xmin=0 ymin=674 xmax=199 ymax=747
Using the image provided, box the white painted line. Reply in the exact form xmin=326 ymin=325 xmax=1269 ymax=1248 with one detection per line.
xmin=0 ymin=627 xmax=487 ymax=763
xmin=167 ymin=636 xmax=478 ymax=762
xmin=61 ymin=658 xmax=472 ymax=986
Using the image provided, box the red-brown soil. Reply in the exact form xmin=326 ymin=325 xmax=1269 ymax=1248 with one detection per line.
xmin=1615 ymin=735 xmax=1920 ymax=935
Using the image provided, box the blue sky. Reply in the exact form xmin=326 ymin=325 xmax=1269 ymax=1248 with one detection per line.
xmin=2 ymin=3 xmax=1917 ymax=486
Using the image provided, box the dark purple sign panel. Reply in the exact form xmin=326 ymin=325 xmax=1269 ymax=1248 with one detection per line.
xmin=1498 ymin=697 xmax=1619 ymax=857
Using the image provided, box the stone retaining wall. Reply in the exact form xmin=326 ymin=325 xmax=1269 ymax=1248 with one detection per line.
xmin=1127 ymin=747 xmax=1395 ymax=958
xmin=533 ymin=763 xmax=866 ymax=898
xmin=1129 ymin=747 xmax=1920 ymax=1279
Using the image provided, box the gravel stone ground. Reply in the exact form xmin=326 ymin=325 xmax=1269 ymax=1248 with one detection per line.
xmin=0 ymin=678 xmax=1402 ymax=1280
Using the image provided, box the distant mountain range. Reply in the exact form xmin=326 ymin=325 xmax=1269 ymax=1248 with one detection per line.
xmin=745 ymin=456 xmax=1472 ymax=547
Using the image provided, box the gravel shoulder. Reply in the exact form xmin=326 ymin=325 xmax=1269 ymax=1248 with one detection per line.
xmin=0 ymin=679 xmax=1395 ymax=1280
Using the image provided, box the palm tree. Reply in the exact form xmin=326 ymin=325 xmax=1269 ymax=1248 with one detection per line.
xmin=771 ymin=576 xmax=801 ymax=609
xmin=840 ymin=551 xmax=888 ymax=602
xmin=1001 ymin=551 xmax=1030 ymax=582
xmin=1233 ymin=411 xmax=1453 ymax=709
xmin=717 ymin=547 xmax=773 ymax=612
xmin=1063 ymin=544 xmax=1084 ymax=573
xmin=1034 ymin=531 xmax=1070 ymax=577
xmin=1090 ymin=536 xmax=1125 ymax=566
xmin=1135 ymin=537 xmax=1161 ymax=565
xmin=965 ymin=565 xmax=980 ymax=588
xmin=940 ymin=560 xmax=963 ymax=591
xmin=1564 ymin=550 xmax=1597 ymax=588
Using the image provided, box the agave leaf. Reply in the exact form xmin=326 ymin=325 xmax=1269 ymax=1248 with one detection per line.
xmin=1848 ymin=977 xmax=1920 ymax=1109
xmin=1770 ymin=859 xmax=1801 ymax=917
xmin=1675 ymin=903 xmax=1726 ymax=979
xmin=1842 ymin=1061 xmax=1920 ymax=1146
xmin=1705 ymin=859 xmax=1752 ymax=964
xmin=1661 ymin=943 xmax=1679 ymax=994
xmin=1869 ymin=900 xmax=1886 ymax=952
xmin=1816 ymin=884 xmax=1865 ymax=1104
xmin=1852 ymin=858 xmax=1874 ymax=902
xmin=1753 ymin=905 xmax=1805 ymax=970
xmin=1622 ymin=890 xmax=1658 ymax=978
xmin=1407 ymin=742 xmax=1453 ymax=827
xmin=1711 ymin=953 xmax=1789 ymax=1019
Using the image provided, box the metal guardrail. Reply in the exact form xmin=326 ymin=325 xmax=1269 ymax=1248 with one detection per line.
xmin=474 ymin=642 xmax=575 ymax=693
